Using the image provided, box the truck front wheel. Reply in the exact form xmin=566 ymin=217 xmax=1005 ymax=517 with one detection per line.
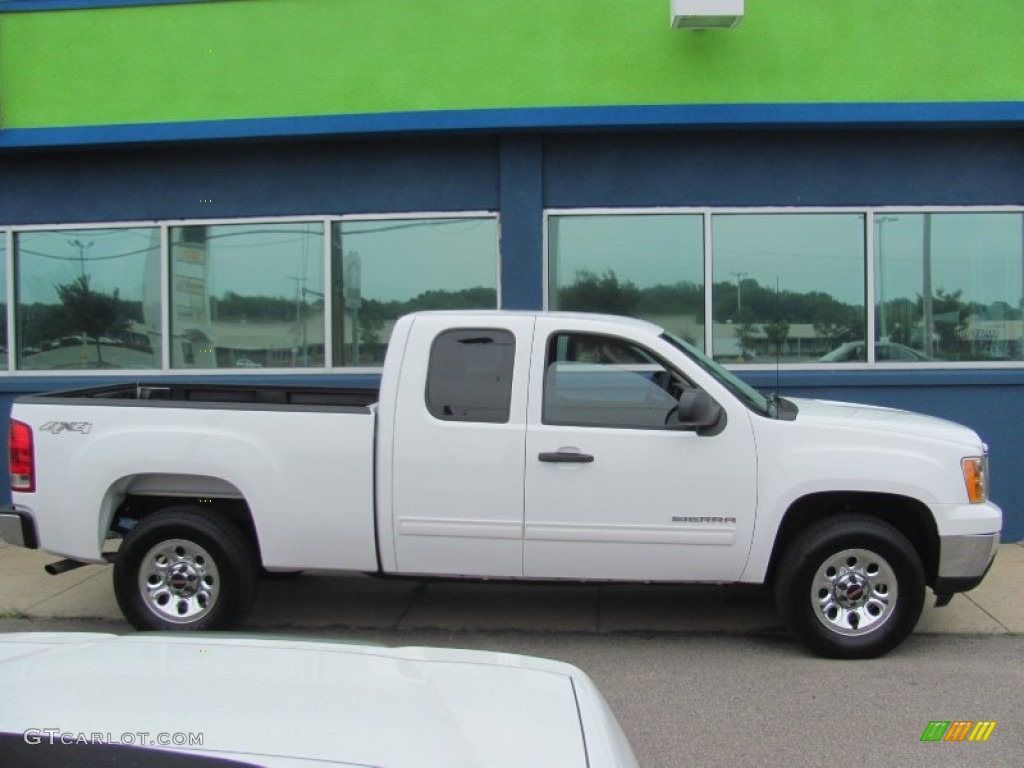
xmin=774 ymin=515 xmax=925 ymax=659
xmin=113 ymin=507 xmax=258 ymax=631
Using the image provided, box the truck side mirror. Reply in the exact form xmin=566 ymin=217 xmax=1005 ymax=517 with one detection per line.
xmin=675 ymin=390 xmax=726 ymax=436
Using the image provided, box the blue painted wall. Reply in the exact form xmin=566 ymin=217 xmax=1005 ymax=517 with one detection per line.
xmin=0 ymin=129 xmax=1020 ymax=539
xmin=543 ymin=129 xmax=1024 ymax=207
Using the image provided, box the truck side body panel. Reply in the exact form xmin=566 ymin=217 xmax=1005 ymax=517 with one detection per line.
xmin=13 ymin=401 xmax=378 ymax=572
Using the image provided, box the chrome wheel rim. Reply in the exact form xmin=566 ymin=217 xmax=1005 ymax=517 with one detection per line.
xmin=812 ymin=548 xmax=897 ymax=636
xmin=138 ymin=538 xmax=219 ymax=624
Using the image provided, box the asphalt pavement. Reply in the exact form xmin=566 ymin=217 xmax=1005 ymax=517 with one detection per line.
xmin=2 ymin=540 xmax=1022 ymax=767
xmin=1 ymin=539 xmax=1021 ymax=638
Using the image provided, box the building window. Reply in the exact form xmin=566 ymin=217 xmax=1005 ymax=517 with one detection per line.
xmin=548 ymin=214 xmax=706 ymax=350
xmin=426 ymin=329 xmax=515 ymax=423
xmin=874 ymin=213 xmax=1024 ymax=362
xmin=332 ymin=216 xmax=499 ymax=366
xmin=14 ymin=228 xmax=161 ymax=370
xmin=0 ymin=236 xmax=7 ymax=370
xmin=712 ymin=213 xmax=866 ymax=364
xmin=169 ymin=222 xmax=325 ymax=369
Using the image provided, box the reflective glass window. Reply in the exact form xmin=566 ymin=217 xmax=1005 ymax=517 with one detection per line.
xmin=548 ymin=215 xmax=706 ymax=350
xmin=332 ymin=217 xmax=499 ymax=366
xmin=15 ymin=228 xmax=161 ymax=370
xmin=711 ymin=214 xmax=866 ymax=364
xmin=874 ymin=213 xmax=1024 ymax=362
xmin=169 ymin=222 xmax=324 ymax=369
xmin=0 ymin=236 xmax=6 ymax=370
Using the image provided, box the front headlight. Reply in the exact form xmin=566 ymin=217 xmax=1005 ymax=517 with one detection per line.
xmin=961 ymin=456 xmax=988 ymax=504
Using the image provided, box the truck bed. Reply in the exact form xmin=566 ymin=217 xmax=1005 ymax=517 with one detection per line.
xmin=22 ymin=381 xmax=380 ymax=408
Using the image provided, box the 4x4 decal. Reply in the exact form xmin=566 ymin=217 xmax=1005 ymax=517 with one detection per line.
xmin=38 ymin=421 xmax=93 ymax=435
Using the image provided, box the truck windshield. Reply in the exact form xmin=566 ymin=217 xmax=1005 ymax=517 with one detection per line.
xmin=660 ymin=332 xmax=772 ymax=418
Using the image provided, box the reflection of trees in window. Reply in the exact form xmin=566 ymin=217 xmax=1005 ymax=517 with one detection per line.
xmin=18 ymin=277 xmax=145 ymax=369
xmin=554 ymin=269 xmax=864 ymax=358
xmin=558 ymin=270 xmax=641 ymax=316
xmin=351 ymin=286 xmax=497 ymax=362
xmin=877 ymin=288 xmax=1020 ymax=360
xmin=210 ymin=291 xmax=323 ymax=323
xmin=556 ymin=269 xmax=705 ymax=320
xmin=54 ymin=275 xmax=132 ymax=368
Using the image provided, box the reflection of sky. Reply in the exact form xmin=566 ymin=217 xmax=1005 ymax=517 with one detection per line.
xmin=712 ymin=214 xmax=865 ymax=306
xmin=17 ymin=219 xmax=499 ymax=307
xmin=551 ymin=215 xmax=704 ymax=289
xmin=340 ymin=218 xmax=498 ymax=302
xmin=198 ymin=224 xmax=324 ymax=299
xmin=17 ymin=229 xmax=159 ymax=304
xmin=876 ymin=214 xmax=1023 ymax=307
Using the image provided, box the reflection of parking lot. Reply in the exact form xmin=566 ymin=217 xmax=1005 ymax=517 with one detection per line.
xmin=19 ymin=343 xmax=156 ymax=370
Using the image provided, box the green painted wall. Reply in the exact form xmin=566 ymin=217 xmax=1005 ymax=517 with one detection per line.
xmin=1 ymin=0 xmax=1022 ymax=129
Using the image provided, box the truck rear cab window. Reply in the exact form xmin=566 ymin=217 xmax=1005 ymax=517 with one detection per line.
xmin=426 ymin=329 xmax=516 ymax=423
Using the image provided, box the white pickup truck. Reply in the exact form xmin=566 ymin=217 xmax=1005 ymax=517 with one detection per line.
xmin=1 ymin=311 xmax=1002 ymax=658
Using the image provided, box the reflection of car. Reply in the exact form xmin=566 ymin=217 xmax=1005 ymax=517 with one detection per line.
xmin=0 ymin=632 xmax=639 ymax=768
xmin=820 ymin=341 xmax=933 ymax=363
xmin=234 ymin=357 xmax=263 ymax=368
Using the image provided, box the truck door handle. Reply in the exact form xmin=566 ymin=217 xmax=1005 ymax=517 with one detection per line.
xmin=538 ymin=452 xmax=594 ymax=464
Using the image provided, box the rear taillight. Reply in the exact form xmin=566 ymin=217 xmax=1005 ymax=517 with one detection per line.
xmin=9 ymin=419 xmax=35 ymax=493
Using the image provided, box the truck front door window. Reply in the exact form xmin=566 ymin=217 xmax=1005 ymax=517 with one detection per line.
xmin=542 ymin=333 xmax=689 ymax=429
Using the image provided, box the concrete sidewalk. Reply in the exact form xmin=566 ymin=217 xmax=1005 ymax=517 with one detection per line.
xmin=0 ymin=539 xmax=1020 ymax=636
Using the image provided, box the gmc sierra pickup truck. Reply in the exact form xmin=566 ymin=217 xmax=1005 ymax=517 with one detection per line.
xmin=0 ymin=311 xmax=1003 ymax=658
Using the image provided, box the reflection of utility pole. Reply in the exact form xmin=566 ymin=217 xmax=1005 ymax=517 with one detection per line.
xmin=287 ymin=277 xmax=325 ymax=367
xmin=874 ymin=216 xmax=898 ymax=341
xmin=68 ymin=238 xmax=93 ymax=281
xmin=922 ymin=213 xmax=934 ymax=357
xmin=286 ymin=276 xmax=307 ymax=367
xmin=302 ymin=286 xmax=324 ymax=366
xmin=344 ymin=251 xmax=362 ymax=364
xmin=730 ymin=271 xmax=748 ymax=313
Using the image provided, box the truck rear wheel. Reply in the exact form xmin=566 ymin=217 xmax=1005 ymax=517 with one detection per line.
xmin=113 ymin=506 xmax=258 ymax=631
xmin=774 ymin=515 xmax=925 ymax=659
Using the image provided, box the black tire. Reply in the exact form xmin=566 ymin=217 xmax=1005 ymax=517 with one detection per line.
xmin=113 ymin=506 xmax=258 ymax=631
xmin=774 ymin=515 xmax=925 ymax=659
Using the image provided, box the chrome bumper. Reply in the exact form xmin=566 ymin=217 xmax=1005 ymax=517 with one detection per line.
xmin=934 ymin=532 xmax=999 ymax=594
xmin=0 ymin=506 xmax=38 ymax=549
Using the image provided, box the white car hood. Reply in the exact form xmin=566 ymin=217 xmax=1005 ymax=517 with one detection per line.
xmin=0 ymin=633 xmax=591 ymax=768
xmin=788 ymin=397 xmax=984 ymax=450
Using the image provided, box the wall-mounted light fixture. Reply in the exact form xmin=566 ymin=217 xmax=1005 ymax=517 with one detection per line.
xmin=670 ymin=0 xmax=744 ymax=29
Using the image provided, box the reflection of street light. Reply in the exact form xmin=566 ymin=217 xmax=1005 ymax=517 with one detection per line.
xmin=68 ymin=238 xmax=93 ymax=280
xmin=922 ymin=213 xmax=934 ymax=357
xmin=730 ymin=271 xmax=748 ymax=313
xmin=874 ymin=216 xmax=899 ymax=341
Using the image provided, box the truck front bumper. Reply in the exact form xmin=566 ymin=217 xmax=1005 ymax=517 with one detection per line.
xmin=933 ymin=532 xmax=1000 ymax=595
xmin=0 ymin=505 xmax=38 ymax=549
